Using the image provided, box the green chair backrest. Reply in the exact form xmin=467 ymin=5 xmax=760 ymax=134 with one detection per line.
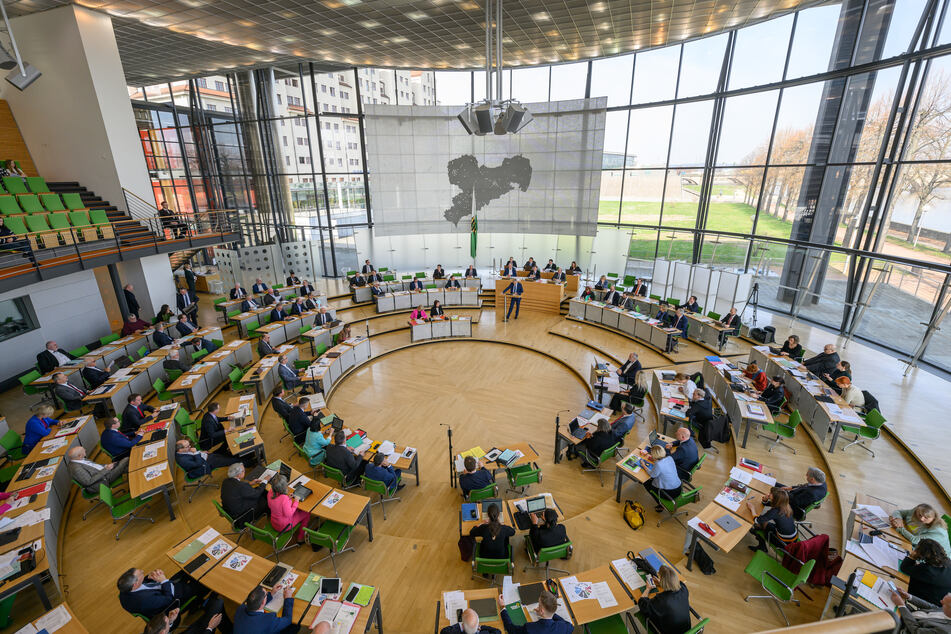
xmin=228 ymin=367 xmax=243 ymax=382
xmin=18 ymin=195 xmax=44 ymax=214
xmin=323 ymin=464 xmax=346 ymax=486
xmin=69 ymin=210 xmax=91 ymax=226
xmin=62 ymin=193 xmax=86 ymax=210
xmin=166 ymin=369 xmax=183 ymax=382
xmin=26 ymin=177 xmax=49 ymax=193
xmin=707 ymin=310 xmax=721 ymax=320
xmin=606 ymin=272 xmax=618 ymax=278
xmin=786 ymin=410 xmax=802 ymax=431
xmin=227 ymin=309 xmax=241 ymax=318
xmin=345 ymin=271 xmax=357 ymax=277
xmin=153 ymin=378 xmax=166 ymax=393
xmin=425 ymin=283 xmax=437 ymax=289
xmin=649 ymin=294 xmax=661 ymax=301
xmin=191 ymin=349 xmax=208 ymax=361
xmin=303 ymin=526 xmax=333 ymax=550
xmin=0 ymin=195 xmax=20 ymax=215
xmin=415 ymin=272 xmax=426 ymax=278
xmin=4 ymin=215 xmax=26 ymax=235
xmin=48 ymin=212 xmax=70 ymax=230
xmin=315 ymin=343 xmax=328 ymax=357
xmin=69 ymin=345 xmax=89 ymax=357
xmin=300 ymin=325 xmax=313 ymax=335
xmin=383 ymin=275 xmax=395 ymax=281
xmin=623 ymin=275 xmax=637 ymax=286
xmin=468 ymin=483 xmax=497 ymax=502
xmin=685 ymin=618 xmax=710 ymax=634
xmin=689 ymin=452 xmax=707 ymax=478
xmin=402 ymin=274 xmax=413 ymax=280
xmin=40 ymin=194 xmax=65 ymax=212
xmin=510 ymin=466 xmax=541 ymax=487
xmin=99 ymin=483 xmax=117 ymax=509
xmin=136 ymin=345 xmax=148 ymax=358
xmin=864 ymin=408 xmax=886 ymax=429
xmin=666 ymin=297 xmax=680 ymax=307
xmin=100 ymin=333 xmax=120 ymax=345
xmin=214 ymin=499 xmax=238 ymax=526
xmin=537 ymin=541 xmax=572 ymax=562
xmin=378 ymin=267 xmax=388 ymax=272
xmin=0 ymin=429 xmax=23 ymax=453
xmin=596 ymin=442 xmax=621 ymax=465
xmin=24 ymin=214 xmax=50 ymax=233
xmin=361 ymin=475 xmax=389 ymax=496
xmin=2 ymin=177 xmax=26 ymax=194
xmin=89 ymin=209 xmax=110 ymax=225
xmin=174 ymin=408 xmax=193 ymax=430
xmin=18 ymin=369 xmax=41 ymax=388
xmin=213 ymin=297 xmax=227 ymax=305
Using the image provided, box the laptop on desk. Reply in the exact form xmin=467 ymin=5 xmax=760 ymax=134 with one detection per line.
xmin=568 ymin=419 xmax=588 ymax=440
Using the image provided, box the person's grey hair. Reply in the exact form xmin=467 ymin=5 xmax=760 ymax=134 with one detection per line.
xmin=227 ymin=463 xmax=245 ymax=479
xmin=66 ymin=446 xmax=84 ymax=460
xmin=806 ymin=467 xmax=825 ymax=484
xmin=270 ymin=474 xmax=288 ymax=495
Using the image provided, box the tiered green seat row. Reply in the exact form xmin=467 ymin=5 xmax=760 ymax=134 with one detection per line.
xmin=0 ymin=175 xmax=50 ymax=195
xmin=1 ymin=207 xmax=114 ymax=249
xmin=0 ymin=191 xmax=87 ymax=215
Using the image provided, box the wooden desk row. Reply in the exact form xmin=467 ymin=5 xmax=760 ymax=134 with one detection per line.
xmin=568 ymin=298 xmax=683 ymax=354
xmin=616 ymin=294 xmax=735 ymax=351
xmin=700 ymin=357 xmax=775 ymax=448
xmin=168 ymin=338 xmax=254 ymax=409
xmin=351 ymin=275 xmax=480 ymax=303
xmin=299 ymin=338 xmax=371 ymax=396
xmin=553 ymin=402 xmax=613 ymax=464
xmin=410 ymin=316 xmax=472 ymax=342
xmin=126 ymin=403 xmax=181 ymax=521
xmin=230 ymin=304 xmax=334 ymax=342
xmin=647 ymin=370 xmax=691 ymax=436
xmin=214 ymin=284 xmax=315 ymax=318
xmin=376 ymin=286 xmax=480 ymax=313
xmin=505 ymin=269 xmax=580 ymax=293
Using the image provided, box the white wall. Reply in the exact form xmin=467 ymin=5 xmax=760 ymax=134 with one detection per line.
xmin=1 ymin=5 xmax=153 ymax=214
xmin=116 ymin=254 xmax=176 ymax=320
xmin=0 ymin=271 xmax=109 ymax=379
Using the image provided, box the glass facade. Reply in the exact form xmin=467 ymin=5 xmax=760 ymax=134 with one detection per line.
xmin=126 ymin=0 xmax=951 ymax=373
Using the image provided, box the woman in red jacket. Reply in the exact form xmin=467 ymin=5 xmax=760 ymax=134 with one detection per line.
xmin=744 ymin=363 xmax=768 ymax=392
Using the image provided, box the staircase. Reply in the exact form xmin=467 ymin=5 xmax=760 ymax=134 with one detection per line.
xmin=169 ymin=249 xmax=201 ymax=271
xmin=47 ymin=182 xmax=158 ymax=247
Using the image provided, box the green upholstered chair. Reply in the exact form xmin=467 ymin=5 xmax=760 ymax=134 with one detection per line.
xmin=152 ymin=377 xmax=175 ymax=402
xmin=471 ymin=543 xmax=513 ymax=584
xmin=248 ymin=520 xmax=302 ymax=561
xmin=18 ymin=195 xmax=45 ymax=214
xmin=465 ymin=482 xmax=498 ymax=502
xmin=2 ymin=176 xmax=27 ymax=194
xmin=757 ymin=409 xmax=801 ymax=454
xmin=100 ymin=333 xmax=120 ymax=345
xmin=18 ymin=370 xmax=50 ymax=409
xmin=579 ymin=442 xmax=620 ymax=487
xmin=40 ymin=193 xmax=66 ymax=211
xmin=322 ymin=464 xmax=358 ymax=490
xmin=839 ymin=408 xmax=886 ymax=457
xmin=0 ymin=195 xmax=20 ymax=215
xmin=505 ymin=464 xmax=542 ymax=495
xmin=743 ymin=550 xmax=815 ymax=626
xmin=25 ymin=176 xmax=50 ymax=193
xmin=229 ymin=367 xmax=250 ymax=393
xmin=213 ymin=498 xmax=250 ymax=543
xmin=0 ymin=429 xmax=26 ymax=461
xmin=361 ymin=475 xmax=401 ymax=520
xmin=304 ymin=522 xmax=355 ymax=576
xmin=650 ymin=485 xmax=703 ymax=527
xmin=62 ymin=192 xmax=87 ymax=210
xmin=99 ymin=483 xmax=153 ymax=540
xmin=524 ymin=540 xmax=572 ymax=579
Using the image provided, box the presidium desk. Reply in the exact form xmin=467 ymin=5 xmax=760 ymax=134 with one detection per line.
xmin=493 ymin=276 xmax=566 ymax=319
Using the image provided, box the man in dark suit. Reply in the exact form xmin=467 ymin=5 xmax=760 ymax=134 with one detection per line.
xmin=683 ymin=295 xmax=701 ymax=313
xmin=176 ymin=313 xmax=198 ymax=338
xmin=37 ymin=341 xmax=76 ymax=374
xmin=100 ymin=417 xmax=141 ymax=461
xmin=501 ymin=262 xmax=518 ymax=277
xmin=603 ymin=285 xmax=622 ymax=306
xmin=221 ymin=463 xmax=268 ymax=527
xmin=183 ymin=263 xmax=196 ymax=294
xmin=527 ymin=266 xmax=541 ymax=281
xmin=720 ymin=307 xmax=740 ymax=331
xmin=499 ymin=590 xmax=572 ymax=634
xmin=367 ymin=270 xmax=383 ymax=284
xmin=522 ymin=257 xmax=536 ymax=271
xmin=632 ymin=278 xmax=648 ymax=297
xmin=464 ymin=265 xmax=478 ymax=278
xmin=234 ymin=585 xmax=296 ymax=633
xmin=370 ymin=282 xmax=385 ymax=297
xmin=286 ymin=402 xmax=312 ymax=444
xmin=667 ymin=426 xmax=699 ymax=478
xmin=163 ymin=347 xmax=191 ymax=373
xmin=269 ymin=303 xmax=288 ymax=323
xmin=289 ymin=298 xmax=305 ymax=316
xmin=199 ymin=402 xmax=228 ymax=451
xmin=80 ymin=361 xmax=111 ymax=389
xmin=53 ymin=372 xmax=87 ymax=411
xmin=251 ymin=278 xmax=269 ymax=294
xmin=551 ymin=267 xmax=566 ymax=283
xmin=441 ymin=609 xmax=501 ymax=634
xmin=314 ymin=307 xmax=333 ymax=326
xmin=143 ymin=600 xmax=226 ymax=634
xmin=325 ymin=430 xmax=367 ymax=485
xmin=277 ymin=354 xmax=309 ymax=395
xmin=261 ymin=290 xmax=281 ymax=306
xmin=349 ymin=273 xmax=367 ymax=288
xmin=303 ymin=296 xmax=318 ymax=311
xmin=175 ymin=438 xmax=239 ymax=478
xmin=271 ymin=386 xmax=293 ymax=420
xmin=655 ymin=304 xmax=673 ymax=326
xmin=687 ymin=388 xmax=713 ymax=432
xmin=122 ymin=393 xmax=155 ymax=434
xmin=299 ymin=280 xmax=315 ymax=296
xmin=257 ymin=333 xmax=277 ymax=358
xmin=153 ymin=323 xmax=174 ymax=347
xmin=543 ymin=258 xmax=557 ymax=271
xmin=124 ymin=284 xmax=140 ymax=317
xmin=360 ymin=259 xmax=374 ymax=273
xmin=671 ymin=307 xmax=689 ymax=338
xmin=776 ymin=467 xmax=828 ymax=519
xmin=285 ymin=271 xmax=301 ymax=286
xmin=240 ymin=297 xmax=260 ymax=312
xmin=502 ymin=279 xmax=523 ymax=320
xmin=176 ymin=288 xmax=198 ymax=321
xmin=116 ymin=567 xmax=211 ymax=622
xmin=432 ymin=265 xmax=446 ymax=279
xmin=230 ymin=283 xmax=248 ymax=300
xmin=408 ymin=278 xmax=424 ymax=291
xmin=802 ymin=344 xmax=840 ymax=378
xmin=617 ymin=353 xmax=641 ymax=384
xmin=445 ymin=276 xmax=461 ymax=289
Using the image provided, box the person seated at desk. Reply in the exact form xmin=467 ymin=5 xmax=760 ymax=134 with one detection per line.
xmin=891 ymin=589 xmax=951 ymax=633
xmin=23 ymin=404 xmax=58 ymax=454
xmin=768 ymin=467 xmax=827 ymax=521
xmin=603 ymin=284 xmax=622 ymax=306
xmin=498 ymin=590 xmax=571 ymax=634
xmin=609 ymin=371 xmax=649 ymax=412
xmin=639 ymin=444 xmax=682 ymax=512
xmin=349 ymin=272 xmax=367 ymax=288
xmin=550 ymin=267 xmax=566 ymax=283
xmin=271 ymin=386 xmax=293 ymax=420
xmin=252 ymin=278 xmax=270 ymax=294
xmin=286 ymin=271 xmax=302 ymax=286
xmin=257 ymin=333 xmax=277 ymax=357
xmin=465 ymin=265 xmax=478 ymax=278
xmin=164 ymin=346 xmax=192 ymax=374
xmin=409 ymin=277 xmax=424 ymax=291
xmin=671 ymin=307 xmax=688 ymax=338
xmin=278 ymin=353 xmax=310 ymax=395
xmin=835 ymin=376 xmax=865 ymax=409
xmin=370 ymin=281 xmax=385 ymax=297
xmin=303 ymin=296 xmax=319 ymax=311
xmin=529 ymin=508 xmax=569 ymax=551
xmin=289 ymin=297 xmax=306 ymax=315
xmin=801 ymin=344 xmax=840 ymax=378
xmin=666 ymin=426 xmax=699 ymax=478
xmin=411 ymin=306 xmax=429 ymax=321
xmin=567 ymin=261 xmax=582 ymax=275
xmin=744 ymin=362 xmax=768 ymax=392
xmin=287 ymin=398 xmax=314 ymax=444
xmin=117 ymin=567 xmax=212 ymax=623
xmin=527 ymin=266 xmax=541 ymax=281
xmin=175 ymin=438 xmax=240 ymax=479
xmin=682 ymin=296 xmax=701 ymax=313
xmin=580 ymin=286 xmax=596 ymax=301
xmin=611 ymin=404 xmax=637 ymax=446
xmin=67 ymin=445 xmax=129 ymax=494
xmin=315 ymin=307 xmax=333 ymax=326
xmin=501 ymin=261 xmax=518 ymax=277
xmin=192 ymin=336 xmax=217 ymax=355
xmin=122 ymin=393 xmax=155 ymax=434
xmin=156 ymin=304 xmax=174 ymax=323
xmin=594 ymin=275 xmax=608 ymax=290
xmin=240 ymin=296 xmax=260 ymax=312
xmin=361 ymin=259 xmax=374 ymax=274
xmin=468 ymin=503 xmax=515 ymax=560
xmin=80 ymin=360 xmax=112 ymax=389
xmin=235 ymin=585 xmax=296 ymax=634
xmin=523 ymin=257 xmax=537 ymax=271
xmin=101 ymin=416 xmax=141 ymax=461
xmin=748 ymin=487 xmax=797 ymax=552
xmin=325 ymin=429 xmax=367 ymax=486
xmin=673 ymin=372 xmax=698 ymax=401
xmin=176 ymin=312 xmax=200 ymax=337
xmin=631 ymin=278 xmax=649 ymax=297
xmin=431 ymin=300 xmax=445 ymax=317
xmin=637 ymin=565 xmax=691 ymax=634
xmin=300 ymin=280 xmax=315 ymax=296
xmin=459 ymin=456 xmax=494 ymax=497
xmin=367 ymin=270 xmax=383 ymax=284
xmin=52 ymin=372 xmax=87 ymax=411
xmin=230 ymin=283 xmax=248 ymax=300
xmin=338 ymin=323 xmax=352 ymax=341
xmin=433 ymin=264 xmax=446 ymax=279
xmin=143 ymin=603 xmax=226 ymax=634
xmin=303 ymin=415 xmax=331 ymax=467
xmin=199 ymin=402 xmax=229 ymax=453
xmin=262 ymin=289 xmax=283 ymax=307
xmin=760 ymin=375 xmax=786 ymax=415
xmin=655 ymin=303 xmax=673 ymax=326
xmin=569 ymin=419 xmax=616 ymax=467
xmin=891 ymin=504 xmax=951 ymax=556
xmin=269 ymin=303 xmax=288 ymax=323
xmin=153 ymin=323 xmax=175 ymax=348
xmin=267 ymin=473 xmax=312 ymax=544
xmin=686 ymin=389 xmax=713 ymax=435
xmin=37 ymin=340 xmax=76 ymax=374
xmin=720 ymin=307 xmax=741 ymax=332
xmin=122 ymin=314 xmax=150 ymax=336
xmin=779 ymin=334 xmax=804 ymax=361
xmin=543 ymin=259 xmax=557 ymax=271
xmin=445 ymin=275 xmax=462 ymax=289
xmin=442 ymin=608 xmax=501 ymax=634
xmin=900 ymin=539 xmax=951 ymax=606
xmin=365 ymin=452 xmax=403 ymax=491
xmin=222 ymin=463 xmax=268 ymax=527
xmin=617 ymin=352 xmax=641 ymax=384
xmin=824 ymin=360 xmax=851 ymax=391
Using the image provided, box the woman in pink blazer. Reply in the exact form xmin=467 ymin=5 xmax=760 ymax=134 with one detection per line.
xmin=267 ymin=475 xmax=310 ymax=542
xmin=411 ymin=306 xmax=429 ymax=320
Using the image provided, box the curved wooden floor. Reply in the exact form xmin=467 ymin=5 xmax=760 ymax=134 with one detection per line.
xmin=5 ymin=292 xmax=949 ymax=633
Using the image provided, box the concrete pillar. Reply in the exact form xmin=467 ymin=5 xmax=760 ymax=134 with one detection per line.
xmin=115 ymin=254 xmax=177 ymax=321
xmin=0 ymin=5 xmax=153 ymax=216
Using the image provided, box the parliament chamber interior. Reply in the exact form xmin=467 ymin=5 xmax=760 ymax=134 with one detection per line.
xmin=0 ymin=1 xmax=950 ymax=633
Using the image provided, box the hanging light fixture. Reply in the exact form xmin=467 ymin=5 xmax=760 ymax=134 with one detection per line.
xmin=456 ymin=0 xmax=532 ymax=136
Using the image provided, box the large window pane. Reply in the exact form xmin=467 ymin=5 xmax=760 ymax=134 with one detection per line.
xmin=668 ymin=101 xmax=714 ymax=167
xmin=632 ymin=45 xmax=680 ymax=104
xmin=717 ymin=91 xmax=779 ymax=166
xmin=905 ymin=55 xmax=951 ymax=162
xmin=677 ymin=34 xmax=728 ymax=98
xmin=618 ymin=169 xmax=665 ymax=225
xmin=661 ymin=168 xmax=703 ymax=229
xmin=436 ymin=71 xmax=471 ymax=105
xmin=786 ymin=3 xmax=841 ymax=79
xmin=853 ymin=258 xmax=935 ymax=356
xmin=828 ymin=67 xmax=901 ymax=164
xmin=880 ymin=0 xmax=928 ymax=60
xmin=707 ymin=167 xmax=763 ymax=236
xmin=627 ymin=229 xmax=660 ymax=260
xmin=549 ymin=62 xmax=589 ymax=101
xmin=729 ymin=15 xmax=793 ymax=90
xmin=512 ymin=66 xmax=549 ymax=103
xmin=590 ymin=54 xmax=633 ymax=107
xmin=627 ymin=106 xmax=673 ymax=168
xmin=757 ymin=167 xmax=807 ymax=238
xmin=770 ymin=83 xmax=824 ymax=164
xmin=603 ymin=111 xmax=629 ymax=168
xmin=879 ymin=163 xmax=951 ymax=263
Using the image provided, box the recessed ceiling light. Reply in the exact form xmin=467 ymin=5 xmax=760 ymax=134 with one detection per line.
xmin=320 ymin=29 xmax=337 ymax=36
xmin=237 ymin=19 xmax=255 ymax=27
xmin=459 ymin=1 xmax=479 ymax=9
xmin=406 ymin=11 xmax=429 ymax=19
xmin=360 ymin=20 xmax=380 ymax=28
xmin=532 ymin=11 xmax=551 ymax=21
xmin=590 ymin=2 xmax=606 ymax=12
xmin=598 ymin=22 xmax=610 ymax=31
xmin=545 ymin=29 xmax=559 ymax=37
xmin=391 ymin=36 xmax=409 ymax=43
xmin=341 ymin=0 xmax=362 ymax=5
xmin=454 ymin=43 xmax=471 ymax=49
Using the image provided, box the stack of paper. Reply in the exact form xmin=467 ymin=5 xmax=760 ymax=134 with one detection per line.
xmin=442 ymin=591 xmax=467 ymax=622
xmin=715 ymin=486 xmax=746 ymax=512
xmin=729 ymin=467 xmax=753 ymax=485
xmin=611 ymin=558 xmax=646 ymax=590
